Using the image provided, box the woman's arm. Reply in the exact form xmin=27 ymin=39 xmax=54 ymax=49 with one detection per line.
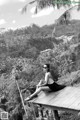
xmin=36 ymin=79 xmax=44 ymax=88
xmin=38 ymin=73 xmax=49 ymax=87
xmin=38 ymin=82 xmax=47 ymax=87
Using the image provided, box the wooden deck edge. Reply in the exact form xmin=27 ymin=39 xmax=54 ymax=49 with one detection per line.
xmin=29 ymin=101 xmax=80 ymax=113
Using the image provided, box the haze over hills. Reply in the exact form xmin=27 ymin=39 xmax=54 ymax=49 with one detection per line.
xmin=0 ymin=19 xmax=80 ymax=36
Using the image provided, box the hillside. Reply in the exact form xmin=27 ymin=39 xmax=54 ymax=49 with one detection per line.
xmin=0 ymin=20 xmax=80 ymax=96
xmin=0 ymin=20 xmax=80 ymax=119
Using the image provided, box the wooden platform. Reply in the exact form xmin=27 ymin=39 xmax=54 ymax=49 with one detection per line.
xmin=28 ymin=86 xmax=80 ymax=112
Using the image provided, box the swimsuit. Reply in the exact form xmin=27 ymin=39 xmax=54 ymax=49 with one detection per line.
xmin=44 ymin=72 xmax=66 ymax=91
xmin=45 ymin=82 xmax=66 ymax=91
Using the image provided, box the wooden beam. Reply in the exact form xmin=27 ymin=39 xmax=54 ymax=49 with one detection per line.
xmin=31 ymin=102 xmax=80 ymax=113
xmin=15 ymin=80 xmax=27 ymax=116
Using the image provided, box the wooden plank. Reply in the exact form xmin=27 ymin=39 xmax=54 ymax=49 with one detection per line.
xmin=69 ymin=97 xmax=80 ymax=110
xmin=49 ymin=87 xmax=75 ymax=103
xmin=27 ymin=86 xmax=80 ymax=112
xmin=31 ymin=90 xmax=59 ymax=104
xmin=31 ymin=87 xmax=75 ymax=107
xmin=50 ymin=87 xmax=79 ymax=108
xmin=68 ymin=87 xmax=80 ymax=110
xmin=31 ymin=87 xmax=69 ymax=104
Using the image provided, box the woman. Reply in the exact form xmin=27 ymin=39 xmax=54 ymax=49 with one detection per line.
xmin=25 ymin=64 xmax=65 ymax=101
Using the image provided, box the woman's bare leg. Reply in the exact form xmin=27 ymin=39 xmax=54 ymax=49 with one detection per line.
xmin=27 ymin=86 xmax=50 ymax=99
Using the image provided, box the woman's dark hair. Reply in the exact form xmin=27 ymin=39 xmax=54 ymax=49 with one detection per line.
xmin=50 ymin=66 xmax=59 ymax=81
xmin=44 ymin=64 xmax=50 ymax=72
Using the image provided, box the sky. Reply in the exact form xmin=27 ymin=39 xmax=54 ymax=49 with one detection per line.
xmin=0 ymin=0 xmax=80 ymax=29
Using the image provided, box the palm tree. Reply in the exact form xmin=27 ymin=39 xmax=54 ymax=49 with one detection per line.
xmin=52 ymin=4 xmax=80 ymax=37
xmin=22 ymin=0 xmax=80 ymax=14
xmin=22 ymin=0 xmax=80 ymax=38
xmin=22 ymin=0 xmax=71 ymax=14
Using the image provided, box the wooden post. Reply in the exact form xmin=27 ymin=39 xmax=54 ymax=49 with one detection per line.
xmin=38 ymin=105 xmax=44 ymax=120
xmin=49 ymin=109 xmax=54 ymax=120
xmin=30 ymin=103 xmax=37 ymax=120
xmin=46 ymin=110 xmax=49 ymax=120
xmin=15 ymin=80 xmax=27 ymax=116
xmin=53 ymin=110 xmax=60 ymax=120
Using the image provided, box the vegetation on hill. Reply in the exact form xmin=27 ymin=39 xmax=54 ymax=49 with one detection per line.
xmin=0 ymin=21 xmax=80 ymax=119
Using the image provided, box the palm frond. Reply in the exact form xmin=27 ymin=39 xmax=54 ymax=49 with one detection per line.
xmin=78 ymin=5 xmax=80 ymax=10
xmin=37 ymin=0 xmax=71 ymax=9
xmin=22 ymin=0 xmax=80 ymax=14
xmin=22 ymin=0 xmax=72 ymax=14
xmin=34 ymin=6 xmax=38 ymax=14
xmin=22 ymin=0 xmax=36 ymax=14
xmin=29 ymin=0 xmax=36 ymax=4
xmin=77 ymin=0 xmax=80 ymax=10
xmin=21 ymin=4 xmax=27 ymax=14
xmin=56 ymin=4 xmax=80 ymax=25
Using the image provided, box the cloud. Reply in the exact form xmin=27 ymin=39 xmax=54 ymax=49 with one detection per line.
xmin=0 ymin=0 xmax=9 ymax=6
xmin=0 ymin=19 xmax=6 ymax=25
xmin=18 ymin=8 xmax=22 ymax=12
xmin=12 ymin=20 xmax=16 ymax=24
xmin=18 ymin=0 xmax=26 ymax=2
xmin=0 ymin=0 xmax=26 ymax=6
xmin=31 ymin=7 xmax=54 ymax=18
xmin=30 ymin=7 xmax=36 ymax=13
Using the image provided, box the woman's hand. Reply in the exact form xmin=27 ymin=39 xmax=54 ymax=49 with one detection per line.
xmin=39 ymin=79 xmax=44 ymax=84
xmin=37 ymin=85 xmax=41 ymax=88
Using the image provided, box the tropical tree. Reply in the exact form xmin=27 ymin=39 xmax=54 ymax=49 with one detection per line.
xmin=22 ymin=0 xmax=80 ymax=14
xmin=22 ymin=0 xmax=71 ymax=13
xmin=22 ymin=0 xmax=80 ymax=37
